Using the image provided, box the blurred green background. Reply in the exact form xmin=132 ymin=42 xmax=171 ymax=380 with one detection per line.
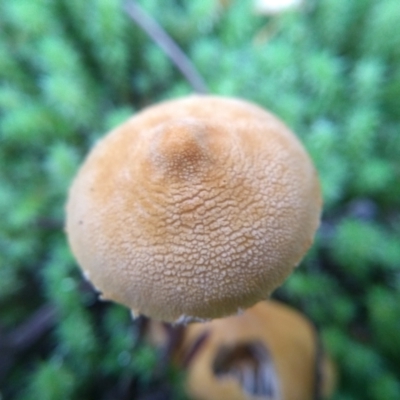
xmin=1 ymin=0 xmax=399 ymax=399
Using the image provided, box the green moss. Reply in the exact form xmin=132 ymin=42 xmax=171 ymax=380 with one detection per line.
xmin=1 ymin=0 xmax=399 ymax=398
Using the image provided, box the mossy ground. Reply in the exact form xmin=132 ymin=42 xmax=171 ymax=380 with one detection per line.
xmin=1 ymin=1 xmax=399 ymax=399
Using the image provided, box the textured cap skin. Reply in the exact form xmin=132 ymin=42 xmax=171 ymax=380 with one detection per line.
xmin=66 ymin=95 xmax=322 ymax=322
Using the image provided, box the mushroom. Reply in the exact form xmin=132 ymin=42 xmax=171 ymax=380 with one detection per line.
xmin=65 ymin=95 xmax=321 ymax=322
xmin=171 ymin=300 xmax=336 ymax=400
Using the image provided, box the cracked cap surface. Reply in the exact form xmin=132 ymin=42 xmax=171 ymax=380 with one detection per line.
xmin=65 ymin=95 xmax=322 ymax=322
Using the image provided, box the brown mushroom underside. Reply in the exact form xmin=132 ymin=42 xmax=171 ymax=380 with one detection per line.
xmin=66 ymin=95 xmax=322 ymax=322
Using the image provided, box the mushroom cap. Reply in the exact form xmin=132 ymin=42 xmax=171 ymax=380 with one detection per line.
xmin=177 ymin=300 xmax=336 ymax=400
xmin=66 ymin=95 xmax=321 ymax=322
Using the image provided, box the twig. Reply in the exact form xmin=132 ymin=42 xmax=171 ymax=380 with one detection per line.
xmin=10 ymin=304 xmax=58 ymax=350
xmin=0 ymin=304 xmax=57 ymax=382
xmin=154 ymin=323 xmax=186 ymax=377
xmin=124 ymin=1 xmax=209 ymax=94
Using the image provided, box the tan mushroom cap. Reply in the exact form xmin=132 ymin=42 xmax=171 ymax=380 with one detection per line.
xmin=66 ymin=95 xmax=322 ymax=322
